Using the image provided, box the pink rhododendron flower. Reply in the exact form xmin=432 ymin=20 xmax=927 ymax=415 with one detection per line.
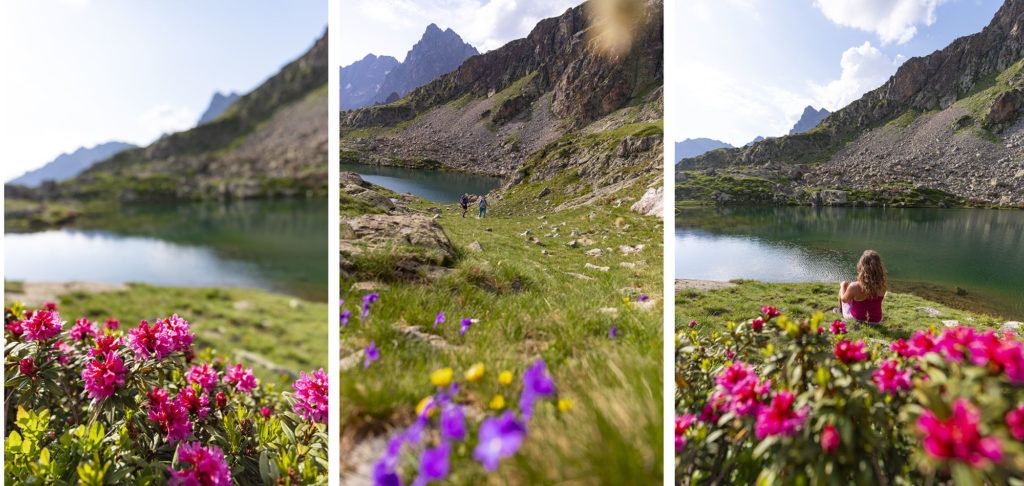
xmin=19 ymin=358 xmax=36 ymax=376
xmin=688 ymin=320 xmax=697 ymax=328
xmin=891 ymin=338 xmax=914 ymax=357
xmin=834 ymin=339 xmax=869 ymax=364
xmin=159 ymin=314 xmax=194 ymax=352
xmin=6 ymin=320 xmax=25 ymax=338
xmin=1006 ymin=405 xmax=1024 ymax=440
xmin=177 ymin=388 xmax=210 ymax=420
xmin=167 ymin=441 xmax=232 ymax=485
xmin=42 ymin=302 xmax=58 ymax=311
xmin=81 ymin=351 xmax=127 ymax=400
xmin=761 ymin=306 xmax=781 ymax=318
xmin=23 ymin=310 xmax=63 ymax=341
xmin=126 ymin=320 xmax=173 ymax=361
xmin=260 ymin=407 xmax=272 ymax=418
xmin=716 ymin=362 xmax=757 ymax=391
xmin=967 ymin=331 xmax=1024 ymax=383
xmin=699 ymin=395 xmax=728 ymax=423
xmin=186 ymin=363 xmax=219 ymax=393
xmin=292 ymin=368 xmax=328 ymax=424
xmin=821 ymin=424 xmax=840 ymax=453
xmin=147 ymin=388 xmax=193 ymax=444
xmin=909 ymin=330 xmax=937 ymax=356
xmin=714 ymin=362 xmax=771 ymax=417
xmin=88 ymin=335 xmax=121 ymax=357
xmin=750 ymin=317 xmax=764 ymax=332
xmin=215 ymin=392 xmax=227 ymax=409
xmin=70 ymin=318 xmax=99 ymax=341
xmin=104 ymin=318 xmax=119 ymax=329
xmin=54 ymin=339 xmax=74 ymax=364
xmin=675 ymin=414 xmax=696 ymax=451
xmin=224 ymin=364 xmax=258 ymax=393
xmin=917 ymin=399 xmax=1002 ymax=466
xmin=935 ymin=326 xmax=976 ymax=362
xmin=830 ymin=320 xmax=846 ymax=334
xmin=755 ymin=390 xmax=808 ymax=439
xmin=872 ymin=359 xmax=912 ymax=395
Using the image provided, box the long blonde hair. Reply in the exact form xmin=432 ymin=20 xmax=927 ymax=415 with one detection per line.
xmin=857 ymin=250 xmax=887 ymax=298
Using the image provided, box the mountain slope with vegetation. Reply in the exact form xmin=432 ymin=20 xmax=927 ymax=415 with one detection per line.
xmin=9 ymin=31 xmax=328 ymax=206
xmin=677 ymin=0 xmax=1024 ymax=208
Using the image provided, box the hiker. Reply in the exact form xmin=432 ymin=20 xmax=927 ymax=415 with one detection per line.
xmin=460 ymin=194 xmax=469 ymax=218
xmin=838 ymin=249 xmax=887 ymax=324
xmin=478 ymin=195 xmax=488 ymax=218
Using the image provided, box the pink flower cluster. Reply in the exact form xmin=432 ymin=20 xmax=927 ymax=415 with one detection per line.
xmin=917 ymin=398 xmax=1002 ymax=466
xmin=834 ymin=339 xmax=869 ymax=364
xmin=126 ymin=315 xmax=194 ymax=361
xmin=70 ymin=318 xmax=99 ymax=341
xmin=1006 ymin=405 xmax=1024 ymax=440
xmin=675 ymin=414 xmax=696 ymax=451
xmin=167 ymin=442 xmax=232 ymax=485
xmin=871 ymin=358 xmax=912 ymax=395
xmin=892 ymin=327 xmax=1024 ymax=383
xmin=754 ymin=390 xmax=808 ymax=439
xmin=292 ymin=368 xmax=328 ymax=424
xmin=22 ymin=310 xmax=63 ymax=341
xmin=177 ymin=388 xmax=211 ymax=420
xmin=712 ymin=362 xmax=773 ymax=417
xmin=147 ymin=388 xmax=194 ymax=444
xmin=187 ymin=363 xmax=220 ymax=393
xmin=830 ymin=320 xmax=846 ymax=334
xmin=88 ymin=335 xmax=121 ymax=357
xmin=224 ymin=364 xmax=258 ymax=393
xmin=81 ymin=351 xmax=127 ymax=400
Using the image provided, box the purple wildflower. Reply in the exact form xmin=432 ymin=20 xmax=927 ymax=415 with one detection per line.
xmin=460 ymin=318 xmax=472 ymax=335
xmin=364 ymin=341 xmax=379 ymax=370
xmin=414 ymin=441 xmax=450 ymax=486
xmin=440 ymin=404 xmax=466 ymax=441
xmin=434 ymin=310 xmax=445 ymax=329
xmin=519 ymin=359 xmax=557 ymax=419
xmin=473 ymin=411 xmax=527 ymax=471
xmin=608 ymin=325 xmax=619 ymax=339
xmin=362 ymin=293 xmax=380 ymax=318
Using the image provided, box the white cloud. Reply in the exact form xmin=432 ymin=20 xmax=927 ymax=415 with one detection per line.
xmin=137 ymin=104 xmax=197 ymax=141
xmin=813 ymin=0 xmax=950 ymax=44
xmin=673 ymin=62 xmax=817 ymax=147
xmin=810 ymin=41 xmax=903 ymax=111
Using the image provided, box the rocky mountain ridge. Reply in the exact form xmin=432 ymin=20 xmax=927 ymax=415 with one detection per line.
xmin=340 ymin=54 xmax=400 ymax=110
xmin=677 ymin=0 xmax=1024 ymax=206
xmin=197 ymin=91 xmax=241 ymax=125
xmin=31 ymin=31 xmax=331 ymax=203
xmin=789 ymin=106 xmax=830 ymax=135
xmin=341 ymin=0 xmax=664 ymax=205
xmin=374 ymin=24 xmax=478 ymax=106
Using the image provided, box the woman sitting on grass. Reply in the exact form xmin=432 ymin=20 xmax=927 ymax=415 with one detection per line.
xmin=839 ymin=249 xmax=887 ymax=324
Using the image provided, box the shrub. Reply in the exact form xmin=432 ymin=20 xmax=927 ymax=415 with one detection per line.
xmin=675 ymin=307 xmax=1024 ymax=485
xmin=4 ymin=302 xmax=328 ymax=484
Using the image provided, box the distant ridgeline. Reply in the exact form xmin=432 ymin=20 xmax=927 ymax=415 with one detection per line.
xmin=677 ymin=0 xmax=1024 ymax=208
xmin=674 ymin=107 xmax=830 ymax=162
xmin=341 ymin=24 xmax=479 ymax=110
xmin=341 ymin=0 xmax=665 ymax=210
xmin=9 ymin=30 xmax=329 ymax=204
xmin=8 ymin=142 xmax=137 ymax=188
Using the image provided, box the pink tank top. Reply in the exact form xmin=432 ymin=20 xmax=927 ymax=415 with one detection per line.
xmin=849 ymin=294 xmax=884 ymax=323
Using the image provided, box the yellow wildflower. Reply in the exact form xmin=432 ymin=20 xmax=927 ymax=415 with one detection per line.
xmin=415 ymin=397 xmax=435 ymax=418
xmin=489 ymin=394 xmax=506 ymax=410
xmin=498 ymin=371 xmax=513 ymax=385
xmin=558 ymin=398 xmax=574 ymax=412
xmin=465 ymin=363 xmax=485 ymax=382
xmin=431 ymin=367 xmax=453 ymax=387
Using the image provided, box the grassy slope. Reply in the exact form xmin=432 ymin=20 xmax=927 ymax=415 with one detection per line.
xmin=676 ymin=280 xmax=1003 ymax=344
xmin=340 ymin=180 xmax=663 ymax=484
xmin=5 ymin=284 xmax=328 ymax=385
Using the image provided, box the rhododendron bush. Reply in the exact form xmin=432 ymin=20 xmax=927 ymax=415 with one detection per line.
xmin=676 ymin=307 xmax=1024 ymax=485
xmin=4 ymin=302 xmax=328 ymax=485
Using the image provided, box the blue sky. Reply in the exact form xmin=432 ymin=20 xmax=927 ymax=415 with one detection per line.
xmin=1 ymin=0 xmax=325 ymax=182
xmin=672 ymin=0 xmax=1003 ymax=148
xmin=339 ymin=0 xmax=581 ymax=67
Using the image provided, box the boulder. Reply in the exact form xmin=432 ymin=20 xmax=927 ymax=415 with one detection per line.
xmin=341 ymin=214 xmax=458 ymax=275
xmin=630 ymin=186 xmax=663 ymax=218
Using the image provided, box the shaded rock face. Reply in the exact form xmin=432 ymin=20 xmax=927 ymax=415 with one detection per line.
xmin=340 ymin=214 xmax=458 ymax=279
xmin=375 ymin=24 xmax=478 ymax=105
xmin=985 ymin=88 xmax=1024 ymax=127
xmin=789 ymin=106 xmax=830 ymax=135
xmin=340 ymin=54 xmax=400 ymax=110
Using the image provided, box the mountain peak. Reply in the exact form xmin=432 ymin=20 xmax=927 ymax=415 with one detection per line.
xmin=789 ymin=106 xmax=830 ymax=135
xmin=425 ymin=23 xmax=442 ymax=34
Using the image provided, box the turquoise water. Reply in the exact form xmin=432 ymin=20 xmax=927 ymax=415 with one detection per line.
xmin=5 ymin=199 xmax=327 ymax=301
xmin=676 ymin=206 xmax=1024 ymax=319
xmin=340 ymin=163 xmax=502 ymax=203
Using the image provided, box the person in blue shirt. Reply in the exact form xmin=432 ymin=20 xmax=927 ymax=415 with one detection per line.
xmin=460 ymin=194 xmax=469 ymax=218
xmin=478 ymin=195 xmax=488 ymax=218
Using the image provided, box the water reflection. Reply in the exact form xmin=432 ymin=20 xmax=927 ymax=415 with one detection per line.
xmin=340 ymin=163 xmax=503 ymax=203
